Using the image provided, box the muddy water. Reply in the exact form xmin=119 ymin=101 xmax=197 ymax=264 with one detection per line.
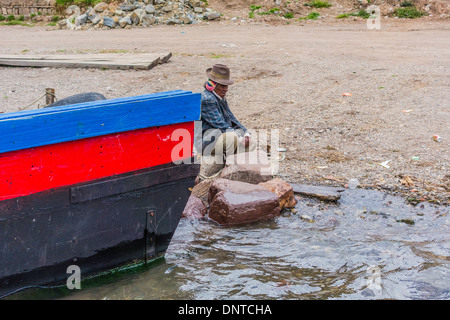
xmin=9 ymin=188 xmax=450 ymax=300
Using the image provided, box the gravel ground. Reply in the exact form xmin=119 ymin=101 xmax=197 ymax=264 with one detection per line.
xmin=0 ymin=19 xmax=449 ymax=205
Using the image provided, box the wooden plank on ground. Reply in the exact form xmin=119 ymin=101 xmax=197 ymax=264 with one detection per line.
xmin=0 ymin=53 xmax=172 ymax=70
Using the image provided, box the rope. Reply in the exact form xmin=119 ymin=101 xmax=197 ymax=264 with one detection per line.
xmin=17 ymin=91 xmax=58 ymax=112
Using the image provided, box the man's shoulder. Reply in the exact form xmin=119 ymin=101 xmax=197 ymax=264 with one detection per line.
xmin=201 ymin=90 xmax=218 ymax=105
xmin=201 ymin=89 xmax=215 ymax=100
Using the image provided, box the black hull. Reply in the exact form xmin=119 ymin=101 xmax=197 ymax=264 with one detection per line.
xmin=0 ymin=161 xmax=199 ymax=297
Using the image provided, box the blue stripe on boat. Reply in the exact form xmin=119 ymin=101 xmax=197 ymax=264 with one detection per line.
xmin=0 ymin=91 xmax=201 ymax=154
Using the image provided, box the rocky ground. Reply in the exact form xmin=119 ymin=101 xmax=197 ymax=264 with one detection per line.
xmin=0 ymin=2 xmax=449 ymax=206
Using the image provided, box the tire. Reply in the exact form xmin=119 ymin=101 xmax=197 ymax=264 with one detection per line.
xmin=45 ymin=92 xmax=107 ymax=108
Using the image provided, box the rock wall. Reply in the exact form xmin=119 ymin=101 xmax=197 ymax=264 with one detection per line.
xmin=0 ymin=0 xmax=55 ymax=16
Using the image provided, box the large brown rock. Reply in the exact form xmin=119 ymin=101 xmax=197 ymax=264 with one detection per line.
xmin=220 ymin=150 xmax=273 ymax=184
xmin=208 ymin=179 xmax=281 ymax=226
xmin=259 ymin=178 xmax=297 ymax=209
xmin=182 ymin=194 xmax=207 ymax=219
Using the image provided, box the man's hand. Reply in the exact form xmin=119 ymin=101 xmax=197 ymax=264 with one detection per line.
xmin=239 ymin=134 xmax=251 ymax=148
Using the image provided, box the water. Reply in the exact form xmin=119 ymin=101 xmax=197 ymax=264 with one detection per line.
xmin=6 ymin=188 xmax=450 ymax=300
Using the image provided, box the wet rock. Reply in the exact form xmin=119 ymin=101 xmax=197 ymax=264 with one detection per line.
xmin=291 ymin=183 xmax=343 ymax=202
xmin=259 ymin=178 xmax=297 ymax=209
xmin=220 ymin=150 xmax=273 ymax=184
xmin=182 ymin=194 xmax=207 ymax=219
xmin=208 ymin=178 xmax=281 ymax=226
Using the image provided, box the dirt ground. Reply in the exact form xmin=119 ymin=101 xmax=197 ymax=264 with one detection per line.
xmin=0 ymin=17 xmax=449 ymax=205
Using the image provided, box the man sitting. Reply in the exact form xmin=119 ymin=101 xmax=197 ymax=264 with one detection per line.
xmin=199 ymin=64 xmax=256 ymax=178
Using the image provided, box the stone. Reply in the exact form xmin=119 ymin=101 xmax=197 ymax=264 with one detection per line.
xmin=144 ymin=4 xmax=156 ymax=14
xmin=259 ymin=178 xmax=297 ymax=209
xmin=66 ymin=5 xmax=81 ymax=16
xmin=57 ymin=19 xmax=68 ymax=29
xmin=161 ymin=5 xmax=172 ymax=12
xmin=130 ymin=11 xmax=140 ymax=24
xmin=220 ymin=150 xmax=273 ymax=184
xmin=182 ymin=194 xmax=207 ymax=219
xmin=119 ymin=5 xmax=135 ymax=11
xmin=194 ymin=7 xmax=204 ymax=13
xmin=204 ymin=11 xmax=220 ymax=20
xmin=141 ymin=14 xmax=156 ymax=26
xmin=75 ymin=13 xmax=88 ymax=26
xmin=102 ymin=16 xmax=116 ymax=28
xmin=94 ymin=2 xmax=109 ymax=12
xmin=119 ymin=16 xmax=132 ymax=27
xmin=180 ymin=13 xmax=194 ymax=24
xmin=290 ymin=184 xmax=343 ymax=202
xmin=208 ymin=179 xmax=281 ymax=226
xmin=91 ymin=15 xmax=102 ymax=25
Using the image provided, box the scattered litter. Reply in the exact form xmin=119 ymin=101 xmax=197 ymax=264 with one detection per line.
xmin=379 ymin=160 xmax=391 ymax=169
xmin=411 ymin=156 xmax=420 ymax=161
xmin=342 ymin=92 xmax=352 ymax=96
xmin=433 ymin=135 xmax=442 ymax=142
xmin=400 ymin=175 xmax=415 ymax=187
xmin=221 ymin=43 xmax=236 ymax=48
xmin=402 ymin=109 xmax=412 ymax=113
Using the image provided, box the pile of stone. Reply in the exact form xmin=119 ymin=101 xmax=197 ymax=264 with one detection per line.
xmin=58 ymin=0 xmax=221 ymax=30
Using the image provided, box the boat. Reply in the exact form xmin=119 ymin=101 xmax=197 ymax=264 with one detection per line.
xmin=0 ymin=90 xmax=201 ymax=297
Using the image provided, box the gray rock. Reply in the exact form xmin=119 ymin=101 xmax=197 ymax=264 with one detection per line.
xmin=102 ymin=16 xmax=116 ymax=28
xmin=91 ymin=15 xmax=102 ymax=25
xmin=119 ymin=5 xmax=135 ymax=11
xmin=75 ymin=13 xmax=88 ymax=26
xmin=204 ymin=11 xmax=220 ymax=20
xmin=180 ymin=13 xmax=194 ymax=24
xmin=166 ymin=18 xmax=180 ymax=25
xmin=161 ymin=5 xmax=172 ymax=12
xmin=66 ymin=5 xmax=81 ymax=16
xmin=57 ymin=19 xmax=68 ymax=28
xmin=130 ymin=11 xmax=141 ymax=25
xmin=119 ymin=16 xmax=132 ymax=27
xmin=115 ymin=9 xmax=125 ymax=17
xmin=144 ymin=4 xmax=156 ymax=14
xmin=194 ymin=7 xmax=203 ymax=13
xmin=290 ymin=184 xmax=344 ymax=202
xmin=141 ymin=14 xmax=156 ymax=26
